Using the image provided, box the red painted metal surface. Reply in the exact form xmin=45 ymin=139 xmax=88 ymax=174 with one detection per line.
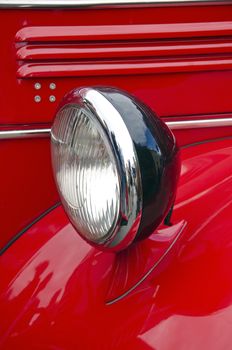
xmin=2 ymin=120 xmax=232 ymax=250
xmin=17 ymin=58 xmax=232 ymax=79
xmin=15 ymin=22 xmax=232 ymax=42
xmin=2 ymin=72 xmax=232 ymax=122
xmin=0 ymin=2 xmax=231 ymax=348
xmin=16 ymin=40 xmax=232 ymax=62
xmin=1 ymin=4 xmax=232 ymax=124
xmin=0 ymin=138 xmax=58 ymax=248
xmin=0 ymin=138 xmax=231 ymax=349
xmin=16 ymin=22 xmax=232 ymax=78
xmin=0 ymin=1 xmax=232 ymax=321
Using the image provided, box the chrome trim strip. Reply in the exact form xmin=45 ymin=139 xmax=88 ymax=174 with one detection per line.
xmin=0 ymin=118 xmax=231 ymax=139
xmin=0 ymin=0 xmax=229 ymax=8
xmin=0 ymin=128 xmax=51 ymax=139
xmin=166 ymin=118 xmax=232 ymax=129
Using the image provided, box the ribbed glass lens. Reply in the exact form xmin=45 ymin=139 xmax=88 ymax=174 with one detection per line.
xmin=51 ymin=105 xmax=120 ymax=243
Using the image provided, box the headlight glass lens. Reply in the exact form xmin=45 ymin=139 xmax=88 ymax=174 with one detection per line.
xmin=51 ymin=105 xmax=120 ymax=243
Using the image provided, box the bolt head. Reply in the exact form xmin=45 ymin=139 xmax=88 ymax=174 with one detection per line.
xmin=34 ymin=83 xmax=41 ymax=90
xmin=34 ymin=95 xmax=41 ymax=103
xmin=49 ymin=95 xmax=56 ymax=103
xmin=49 ymin=83 xmax=56 ymax=90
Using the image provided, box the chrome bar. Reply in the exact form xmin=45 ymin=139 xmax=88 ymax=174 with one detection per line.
xmin=0 ymin=128 xmax=51 ymax=139
xmin=0 ymin=118 xmax=231 ymax=139
xmin=0 ymin=0 xmax=229 ymax=8
xmin=166 ymin=118 xmax=232 ymax=129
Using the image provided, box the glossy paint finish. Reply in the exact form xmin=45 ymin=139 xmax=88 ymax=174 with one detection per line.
xmin=0 ymin=138 xmax=58 ymax=248
xmin=17 ymin=58 xmax=232 ymax=79
xmin=2 ymin=5 xmax=232 ymax=124
xmin=15 ymin=22 xmax=232 ymax=79
xmin=0 ymin=0 xmax=232 ymax=301
xmin=17 ymin=22 xmax=232 ymax=41
xmin=0 ymin=122 xmax=230 ymax=252
xmin=0 ymin=6 xmax=231 ymax=350
xmin=0 ymin=138 xmax=231 ymax=349
xmin=16 ymin=40 xmax=232 ymax=62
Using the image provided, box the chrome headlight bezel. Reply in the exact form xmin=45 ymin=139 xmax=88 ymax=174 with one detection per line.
xmin=51 ymin=87 xmax=143 ymax=250
xmin=51 ymin=87 xmax=180 ymax=251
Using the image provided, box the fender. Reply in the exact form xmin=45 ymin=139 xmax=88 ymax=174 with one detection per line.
xmin=0 ymin=137 xmax=231 ymax=349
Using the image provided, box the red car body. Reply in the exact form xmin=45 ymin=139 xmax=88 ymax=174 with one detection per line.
xmin=0 ymin=1 xmax=232 ymax=348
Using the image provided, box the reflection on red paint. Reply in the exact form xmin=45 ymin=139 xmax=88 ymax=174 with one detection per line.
xmin=0 ymin=139 xmax=232 ymax=349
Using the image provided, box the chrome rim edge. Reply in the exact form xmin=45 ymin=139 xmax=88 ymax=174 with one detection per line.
xmin=81 ymin=88 xmax=143 ymax=249
xmin=0 ymin=0 xmax=230 ymax=8
xmin=0 ymin=118 xmax=232 ymax=139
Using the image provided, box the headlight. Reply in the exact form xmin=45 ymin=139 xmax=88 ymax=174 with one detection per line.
xmin=51 ymin=87 xmax=180 ymax=251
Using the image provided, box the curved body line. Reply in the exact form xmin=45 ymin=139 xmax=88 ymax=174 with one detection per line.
xmin=106 ymin=220 xmax=186 ymax=305
xmin=0 ymin=202 xmax=61 ymax=256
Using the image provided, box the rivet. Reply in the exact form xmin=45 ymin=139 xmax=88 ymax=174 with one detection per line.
xmin=49 ymin=83 xmax=56 ymax=90
xmin=49 ymin=95 xmax=56 ymax=103
xmin=34 ymin=95 xmax=41 ymax=103
xmin=34 ymin=82 xmax=41 ymax=90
